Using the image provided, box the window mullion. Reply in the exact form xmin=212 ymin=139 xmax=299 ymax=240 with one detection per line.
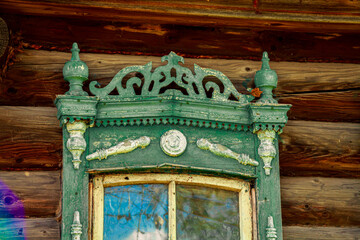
xmin=168 ymin=181 xmax=176 ymax=240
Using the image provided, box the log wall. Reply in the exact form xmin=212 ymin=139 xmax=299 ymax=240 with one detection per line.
xmin=0 ymin=1 xmax=359 ymax=238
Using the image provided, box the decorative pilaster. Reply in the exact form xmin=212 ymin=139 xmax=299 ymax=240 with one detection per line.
xmin=254 ymin=52 xmax=278 ymax=104
xmin=66 ymin=121 xmax=87 ymax=169
xmin=63 ymin=42 xmax=89 ymax=96
xmin=257 ymin=130 xmax=276 ymax=175
xmin=71 ymin=211 xmax=82 ymax=240
xmin=266 ymin=216 xmax=277 ymax=240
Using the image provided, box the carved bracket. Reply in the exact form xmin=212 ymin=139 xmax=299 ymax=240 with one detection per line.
xmin=71 ymin=211 xmax=82 ymax=240
xmin=257 ymin=130 xmax=276 ymax=175
xmin=66 ymin=121 xmax=87 ymax=169
xmin=266 ymin=216 xmax=277 ymax=240
xmin=197 ymin=138 xmax=258 ymax=166
xmin=86 ymin=136 xmax=151 ymax=161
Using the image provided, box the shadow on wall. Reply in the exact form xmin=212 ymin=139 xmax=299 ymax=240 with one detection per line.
xmin=0 ymin=179 xmax=26 ymax=239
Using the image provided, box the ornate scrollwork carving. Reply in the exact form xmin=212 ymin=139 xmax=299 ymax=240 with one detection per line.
xmin=197 ymin=138 xmax=258 ymax=166
xmin=89 ymin=52 xmax=254 ymax=104
xmin=86 ymin=136 xmax=151 ymax=161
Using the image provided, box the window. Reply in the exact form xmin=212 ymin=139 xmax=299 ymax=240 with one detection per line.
xmin=93 ymin=174 xmax=252 ymax=240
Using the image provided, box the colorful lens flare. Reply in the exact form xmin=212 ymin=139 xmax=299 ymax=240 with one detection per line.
xmin=0 ymin=179 xmax=26 ymax=239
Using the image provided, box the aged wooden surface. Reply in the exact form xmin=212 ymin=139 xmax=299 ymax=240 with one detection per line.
xmin=2 ymin=50 xmax=360 ymax=122
xmin=1 ymin=106 xmax=359 ymax=178
xmin=0 ymin=106 xmax=61 ymax=170
xmin=1 ymin=170 xmax=359 ymax=229
xmin=279 ymin=121 xmax=360 ymax=178
xmin=281 ymin=177 xmax=360 ymax=227
xmin=0 ymin=171 xmax=60 ymax=218
xmin=283 ymin=226 xmax=360 ymax=240
xmin=0 ymin=218 xmax=60 ymax=239
xmin=1 ymin=13 xmax=360 ymax=62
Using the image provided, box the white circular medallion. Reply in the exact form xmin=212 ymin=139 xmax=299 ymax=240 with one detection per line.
xmin=160 ymin=130 xmax=187 ymax=157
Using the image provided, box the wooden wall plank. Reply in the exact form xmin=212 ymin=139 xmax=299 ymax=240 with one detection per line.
xmin=0 ymin=106 xmax=62 ymax=170
xmin=1 ymin=170 xmax=359 ymax=228
xmin=0 ymin=171 xmax=60 ymax=218
xmin=0 ymin=218 xmax=60 ymax=239
xmin=281 ymin=177 xmax=360 ymax=226
xmin=280 ymin=121 xmax=360 ymax=178
xmin=1 ymin=0 xmax=359 ymax=29
xmin=2 ymin=50 xmax=360 ymax=122
xmin=283 ymin=226 xmax=360 ymax=240
xmin=2 ymin=14 xmax=360 ymax=63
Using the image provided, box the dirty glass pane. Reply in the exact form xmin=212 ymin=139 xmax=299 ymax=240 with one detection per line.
xmin=176 ymin=184 xmax=240 ymax=240
xmin=104 ymin=184 xmax=168 ymax=240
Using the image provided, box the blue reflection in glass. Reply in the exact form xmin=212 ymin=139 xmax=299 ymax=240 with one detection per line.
xmin=104 ymin=184 xmax=168 ymax=240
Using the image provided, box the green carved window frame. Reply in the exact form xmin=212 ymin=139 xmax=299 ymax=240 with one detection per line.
xmin=56 ymin=43 xmax=290 ymax=240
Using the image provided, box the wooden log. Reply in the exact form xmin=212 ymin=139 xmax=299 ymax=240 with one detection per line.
xmin=281 ymin=177 xmax=360 ymax=227
xmin=0 ymin=218 xmax=60 ymax=239
xmin=2 ymin=13 xmax=360 ymax=63
xmin=1 ymin=170 xmax=359 ymax=228
xmin=0 ymin=106 xmax=62 ymax=170
xmin=283 ymin=226 xmax=360 ymax=240
xmin=2 ymin=49 xmax=360 ymax=121
xmin=0 ymin=171 xmax=60 ymax=218
xmin=1 ymin=0 xmax=359 ymax=31
xmin=279 ymin=121 xmax=360 ymax=178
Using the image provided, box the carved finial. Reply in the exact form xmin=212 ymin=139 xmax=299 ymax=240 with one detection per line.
xmin=71 ymin=211 xmax=82 ymax=240
xmin=63 ymin=42 xmax=89 ymax=96
xmin=266 ymin=216 xmax=277 ymax=240
xmin=66 ymin=121 xmax=87 ymax=169
xmin=254 ymin=51 xmax=278 ymax=104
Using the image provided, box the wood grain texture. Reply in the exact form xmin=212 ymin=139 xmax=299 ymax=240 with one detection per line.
xmin=279 ymin=121 xmax=360 ymax=178
xmin=281 ymin=177 xmax=360 ymax=227
xmin=0 ymin=171 xmax=60 ymax=218
xmin=2 ymin=50 xmax=360 ymax=122
xmin=2 ymin=13 xmax=360 ymax=63
xmin=0 ymin=218 xmax=60 ymax=239
xmin=283 ymin=226 xmax=360 ymax=240
xmin=0 ymin=106 xmax=62 ymax=170
xmin=1 ymin=170 xmax=359 ymax=228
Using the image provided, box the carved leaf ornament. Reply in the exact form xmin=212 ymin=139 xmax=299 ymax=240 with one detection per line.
xmin=89 ymin=51 xmax=255 ymax=103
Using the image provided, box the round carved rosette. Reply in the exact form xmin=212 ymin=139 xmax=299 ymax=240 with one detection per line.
xmin=160 ymin=130 xmax=187 ymax=157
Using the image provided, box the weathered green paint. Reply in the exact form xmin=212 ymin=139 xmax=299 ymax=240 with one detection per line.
xmin=56 ymin=43 xmax=290 ymax=240
xmin=63 ymin=43 xmax=89 ymax=96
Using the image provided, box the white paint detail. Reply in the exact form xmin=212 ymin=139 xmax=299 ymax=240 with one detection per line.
xmin=160 ymin=130 xmax=187 ymax=157
xmin=71 ymin=211 xmax=82 ymax=240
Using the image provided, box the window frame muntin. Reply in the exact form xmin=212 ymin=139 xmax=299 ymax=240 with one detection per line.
xmin=92 ymin=173 xmax=253 ymax=240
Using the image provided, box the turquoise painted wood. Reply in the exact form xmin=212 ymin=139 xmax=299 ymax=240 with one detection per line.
xmin=56 ymin=43 xmax=290 ymax=240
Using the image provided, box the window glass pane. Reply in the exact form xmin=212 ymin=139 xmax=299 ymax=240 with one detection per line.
xmin=104 ymin=184 xmax=168 ymax=240
xmin=176 ymin=184 xmax=240 ymax=240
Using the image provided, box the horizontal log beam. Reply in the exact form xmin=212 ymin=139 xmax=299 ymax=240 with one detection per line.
xmin=1 ymin=171 xmax=359 ymax=228
xmin=0 ymin=218 xmax=60 ymax=239
xmin=1 ymin=0 xmax=359 ymax=30
xmin=2 ymin=13 xmax=360 ymax=63
xmin=279 ymin=121 xmax=360 ymax=178
xmin=2 ymin=50 xmax=360 ymax=122
xmin=281 ymin=177 xmax=360 ymax=226
xmin=0 ymin=171 xmax=60 ymax=218
xmin=283 ymin=226 xmax=360 ymax=240
xmin=0 ymin=106 xmax=359 ymax=178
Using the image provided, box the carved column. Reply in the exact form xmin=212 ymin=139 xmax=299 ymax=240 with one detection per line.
xmin=66 ymin=121 xmax=87 ymax=169
xmin=257 ymin=130 xmax=276 ymax=175
xmin=266 ymin=216 xmax=277 ymax=240
xmin=71 ymin=211 xmax=82 ymax=240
